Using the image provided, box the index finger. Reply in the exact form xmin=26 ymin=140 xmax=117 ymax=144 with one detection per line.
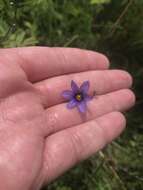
xmin=0 ymin=47 xmax=109 ymax=82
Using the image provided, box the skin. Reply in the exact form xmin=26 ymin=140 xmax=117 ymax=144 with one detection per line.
xmin=0 ymin=47 xmax=135 ymax=190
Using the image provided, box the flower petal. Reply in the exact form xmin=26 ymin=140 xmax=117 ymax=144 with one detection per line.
xmin=71 ymin=80 xmax=79 ymax=93
xmin=62 ymin=90 xmax=73 ymax=100
xmin=80 ymin=81 xmax=89 ymax=94
xmin=67 ymin=99 xmax=77 ymax=109
xmin=78 ymin=101 xmax=87 ymax=113
xmin=85 ymin=94 xmax=93 ymax=102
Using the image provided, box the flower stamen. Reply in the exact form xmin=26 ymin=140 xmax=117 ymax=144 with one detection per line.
xmin=75 ymin=93 xmax=83 ymax=101
xmin=62 ymin=80 xmax=93 ymax=113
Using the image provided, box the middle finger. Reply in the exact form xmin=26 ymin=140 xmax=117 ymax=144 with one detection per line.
xmin=35 ymin=70 xmax=132 ymax=107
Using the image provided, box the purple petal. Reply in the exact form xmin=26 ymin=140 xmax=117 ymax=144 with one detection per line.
xmin=80 ymin=81 xmax=89 ymax=94
xmin=85 ymin=94 xmax=93 ymax=102
xmin=67 ymin=99 xmax=77 ymax=109
xmin=62 ymin=90 xmax=73 ymax=100
xmin=77 ymin=101 xmax=87 ymax=113
xmin=71 ymin=80 xmax=79 ymax=93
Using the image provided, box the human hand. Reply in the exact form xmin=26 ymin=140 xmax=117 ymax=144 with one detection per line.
xmin=0 ymin=47 xmax=135 ymax=190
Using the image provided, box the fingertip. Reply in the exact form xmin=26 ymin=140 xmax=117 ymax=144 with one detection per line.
xmin=70 ymin=48 xmax=110 ymax=70
xmin=107 ymin=111 xmax=126 ymax=128
xmin=118 ymin=70 xmax=133 ymax=87
xmin=126 ymin=72 xmax=133 ymax=87
xmin=99 ymin=53 xmax=110 ymax=69
xmin=87 ymin=50 xmax=110 ymax=69
xmin=96 ymin=111 xmax=126 ymax=143
xmin=107 ymin=111 xmax=126 ymax=140
xmin=123 ymin=89 xmax=136 ymax=108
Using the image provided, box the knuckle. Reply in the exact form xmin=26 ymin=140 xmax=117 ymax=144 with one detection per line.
xmin=69 ymin=130 xmax=84 ymax=162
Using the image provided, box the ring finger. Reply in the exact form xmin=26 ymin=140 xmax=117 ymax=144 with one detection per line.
xmin=43 ymin=89 xmax=135 ymax=136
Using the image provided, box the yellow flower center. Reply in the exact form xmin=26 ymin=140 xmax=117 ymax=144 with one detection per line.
xmin=75 ymin=94 xmax=82 ymax=101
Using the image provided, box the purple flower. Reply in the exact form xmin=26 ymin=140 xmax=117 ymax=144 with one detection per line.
xmin=62 ymin=80 xmax=93 ymax=113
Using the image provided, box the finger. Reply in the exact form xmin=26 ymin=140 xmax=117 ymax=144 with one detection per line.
xmin=1 ymin=47 xmax=109 ymax=82
xmin=44 ymin=89 xmax=135 ymax=135
xmin=43 ymin=112 xmax=126 ymax=182
xmin=0 ymin=58 xmax=28 ymax=98
xmin=35 ymin=70 xmax=132 ymax=107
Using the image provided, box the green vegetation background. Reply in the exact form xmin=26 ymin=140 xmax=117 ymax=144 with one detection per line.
xmin=0 ymin=0 xmax=143 ymax=189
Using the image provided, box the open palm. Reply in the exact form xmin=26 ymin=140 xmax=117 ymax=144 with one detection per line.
xmin=0 ymin=47 xmax=135 ymax=190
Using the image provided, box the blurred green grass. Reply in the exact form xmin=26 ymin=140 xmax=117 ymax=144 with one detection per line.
xmin=0 ymin=0 xmax=143 ymax=190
